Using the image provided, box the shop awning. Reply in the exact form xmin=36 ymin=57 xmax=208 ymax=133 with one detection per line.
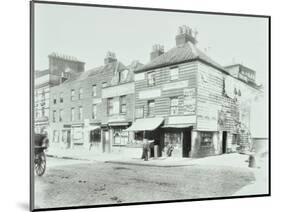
xmin=162 ymin=124 xmax=193 ymax=128
xmin=88 ymin=125 xmax=100 ymax=131
xmin=124 ymin=117 xmax=164 ymax=131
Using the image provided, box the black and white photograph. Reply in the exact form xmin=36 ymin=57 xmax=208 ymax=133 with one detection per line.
xmin=31 ymin=1 xmax=270 ymax=211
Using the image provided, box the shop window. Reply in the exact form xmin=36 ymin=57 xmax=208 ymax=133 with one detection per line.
xmin=147 ymin=72 xmax=156 ymax=86
xmin=53 ymin=130 xmax=59 ymax=143
xmin=90 ymin=129 xmax=101 ymax=142
xmin=232 ymin=134 xmax=240 ymax=145
xmin=113 ymin=128 xmax=129 ymax=145
xmin=164 ymin=132 xmax=182 ymax=148
xmin=170 ymin=67 xmax=179 ymax=80
xmin=134 ymin=131 xmax=144 ymax=141
xmin=170 ymin=97 xmax=179 ymax=115
xmin=200 ymin=132 xmax=213 ymax=147
xmin=147 ymin=100 xmax=155 ymax=117
xmin=120 ymin=95 xmax=127 ymax=114
xmin=72 ymin=127 xmax=83 ymax=143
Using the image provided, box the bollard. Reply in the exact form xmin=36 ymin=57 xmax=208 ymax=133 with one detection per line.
xmin=154 ymin=145 xmax=159 ymax=158
xmin=248 ymin=154 xmax=256 ymax=168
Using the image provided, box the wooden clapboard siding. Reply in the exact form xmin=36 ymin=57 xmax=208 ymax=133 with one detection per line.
xmin=196 ymin=62 xmax=240 ymax=132
xmin=196 ymin=62 xmax=224 ymax=131
xmin=135 ymin=61 xmax=197 ymax=118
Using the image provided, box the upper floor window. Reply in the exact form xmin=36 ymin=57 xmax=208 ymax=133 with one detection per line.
xmin=71 ymin=107 xmax=75 ymax=121
xmin=79 ymin=88 xmax=83 ymax=99
xmin=170 ymin=67 xmax=179 ymax=80
xmin=78 ymin=106 xmax=83 ymax=120
xmin=52 ymin=110 xmax=56 ymax=122
xmin=92 ymin=85 xmax=97 ymax=97
xmin=107 ymin=98 xmax=114 ymax=115
xmin=147 ymin=100 xmax=155 ymax=117
xmin=92 ymin=104 xmax=97 ymax=119
xmin=60 ymin=92 xmax=63 ymax=103
xmin=53 ymin=94 xmax=57 ymax=104
xmin=102 ymin=82 xmax=107 ymax=88
xmin=147 ymin=72 xmax=156 ymax=86
xmin=71 ymin=89 xmax=75 ymax=101
xmin=170 ymin=97 xmax=179 ymax=115
xmin=59 ymin=109 xmax=63 ymax=122
xmin=120 ymin=95 xmax=127 ymax=114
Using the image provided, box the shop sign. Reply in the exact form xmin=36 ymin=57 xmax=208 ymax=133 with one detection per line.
xmin=138 ymin=88 xmax=161 ymax=99
xmin=183 ymin=88 xmax=196 ymax=115
xmin=162 ymin=80 xmax=188 ymax=91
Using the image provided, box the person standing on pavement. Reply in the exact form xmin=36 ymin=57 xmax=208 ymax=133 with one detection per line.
xmin=141 ymin=139 xmax=149 ymax=161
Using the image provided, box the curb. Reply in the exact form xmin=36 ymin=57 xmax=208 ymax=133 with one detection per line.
xmin=105 ymin=160 xmax=195 ymax=167
xmin=46 ymin=154 xmax=91 ymax=161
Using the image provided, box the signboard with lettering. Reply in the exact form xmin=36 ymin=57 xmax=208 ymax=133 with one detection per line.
xmin=138 ymin=88 xmax=161 ymax=99
xmin=162 ymin=81 xmax=188 ymax=91
xmin=183 ymin=88 xmax=196 ymax=115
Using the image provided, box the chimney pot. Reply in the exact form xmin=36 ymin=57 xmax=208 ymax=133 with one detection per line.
xmin=176 ymin=25 xmax=197 ymax=46
xmin=150 ymin=44 xmax=164 ymax=61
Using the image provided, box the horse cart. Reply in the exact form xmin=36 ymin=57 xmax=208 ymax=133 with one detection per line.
xmin=34 ymin=134 xmax=49 ymax=176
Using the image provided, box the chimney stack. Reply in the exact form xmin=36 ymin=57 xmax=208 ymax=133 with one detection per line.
xmin=175 ymin=25 xmax=198 ymax=46
xmin=150 ymin=44 xmax=164 ymax=61
xmin=104 ymin=51 xmax=117 ymax=65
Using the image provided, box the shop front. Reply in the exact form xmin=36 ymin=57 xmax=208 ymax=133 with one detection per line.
xmin=161 ymin=126 xmax=193 ymax=158
xmin=71 ymin=124 xmax=84 ymax=148
xmin=125 ymin=117 xmax=164 ymax=158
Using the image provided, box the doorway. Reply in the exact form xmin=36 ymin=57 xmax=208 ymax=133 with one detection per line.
xmin=66 ymin=130 xmax=71 ymax=149
xmin=182 ymin=129 xmax=192 ymax=157
xmin=222 ymin=131 xmax=227 ymax=154
xmin=102 ymin=130 xmax=110 ymax=153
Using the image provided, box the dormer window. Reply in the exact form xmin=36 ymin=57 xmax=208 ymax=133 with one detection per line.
xmin=119 ymin=69 xmax=129 ymax=83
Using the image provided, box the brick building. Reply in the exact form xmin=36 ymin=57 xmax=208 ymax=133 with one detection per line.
xmin=34 ymin=53 xmax=85 ymax=134
xmin=126 ymin=25 xmax=262 ymax=158
xmin=48 ymin=52 xmax=139 ymax=152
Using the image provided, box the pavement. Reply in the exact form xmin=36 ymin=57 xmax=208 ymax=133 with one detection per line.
xmin=47 ymin=147 xmax=251 ymax=168
xmin=45 ymin=147 xmax=269 ymax=197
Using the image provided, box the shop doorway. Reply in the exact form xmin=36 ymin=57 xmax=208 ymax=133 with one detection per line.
xmin=102 ymin=130 xmax=110 ymax=153
xmin=66 ymin=130 xmax=71 ymax=149
xmin=222 ymin=131 xmax=227 ymax=153
xmin=182 ymin=129 xmax=192 ymax=157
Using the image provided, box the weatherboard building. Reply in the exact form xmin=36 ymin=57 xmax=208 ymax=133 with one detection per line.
xmin=126 ymin=25 xmax=262 ymax=158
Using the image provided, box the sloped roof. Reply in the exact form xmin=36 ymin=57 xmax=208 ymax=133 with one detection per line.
xmin=135 ymin=42 xmax=226 ymax=73
xmin=63 ymin=61 xmax=127 ymax=84
xmin=35 ymin=69 xmax=49 ymax=78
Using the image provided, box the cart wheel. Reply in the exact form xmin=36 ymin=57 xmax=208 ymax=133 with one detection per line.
xmin=35 ymin=152 xmax=46 ymax=176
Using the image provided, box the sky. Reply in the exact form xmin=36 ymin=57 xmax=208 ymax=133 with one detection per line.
xmin=34 ymin=3 xmax=269 ymax=137
xmin=34 ymin=3 xmax=268 ymax=86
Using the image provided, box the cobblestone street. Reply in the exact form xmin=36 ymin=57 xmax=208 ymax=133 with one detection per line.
xmin=34 ymin=157 xmax=255 ymax=209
